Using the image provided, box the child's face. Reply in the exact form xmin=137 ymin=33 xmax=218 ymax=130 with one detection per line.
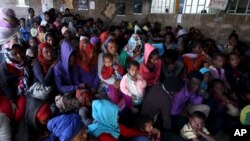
xmin=144 ymin=121 xmax=153 ymax=133
xmin=148 ymin=54 xmax=159 ymax=66
xmin=188 ymin=78 xmax=201 ymax=93
xmin=128 ymin=65 xmax=139 ymax=78
xmin=213 ymin=82 xmax=224 ymax=96
xmin=189 ymin=117 xmax=204 ymax=132
xmin=213 ymin=56 xmax=224 ymax=69
xmin=29 ymin=39 xmax=37 ymax=47
xmin=47 ymin=36 xmax=55 ymax=46
xmin=40 ymin=28 xmax=46 ymax=33
xmin=107 ymin=42 xmax=117 ymax=55
xmin=229 ymin=54 xmax=239 ymax=68
xmin=20 ymin=20 xmax=25 ymax=27
xmin=104 ymin=57 xmax=113 ymax=67
xmin=165 ymin=35 xmax=172 ymax=44
xmin=192 ymin=45 xmax=202 ymax=54
xmin=78 ymin=28 xmax=84 ymax=36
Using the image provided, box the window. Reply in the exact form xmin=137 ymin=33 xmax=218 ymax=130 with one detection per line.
xmin=16 ymin=0 xmax=29 ymax=7
xmin=151 ymin=0 xmax=175 ymax=13
xmin=150 ymin=0 xmax=211 ymax=14
xmin=227 ymin=0 xmax=250 ymax=14
xmin=183 ymin=0 xmax=210 ymax=13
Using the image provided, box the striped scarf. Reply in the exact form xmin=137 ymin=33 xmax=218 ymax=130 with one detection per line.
xmin=4 ymin=43 xmax=28 ymax=95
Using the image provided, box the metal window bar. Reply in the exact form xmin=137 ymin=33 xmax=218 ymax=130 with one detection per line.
xmin=246 ymin=0 xmax=250 ymax=13
xmin=227 ymin=0 xmax=236 ymax=13
xmin=234 ymin=0 xmax=239 ymax=13
xmin=196 ymin=0 xmax=199 ymax=13
xmin=151 ymin=0 xmax=176 ymax=13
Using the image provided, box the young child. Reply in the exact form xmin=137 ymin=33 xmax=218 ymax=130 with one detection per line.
xmin=181 ymin=111 xmax=215 ymax=141
xmin=37 ymin=26 xmax=46 ymax=43
xmin=101 ymin=53 xmax=124 ymax=80
xmin=183 ymin=40 xmax=207 ymax=74
xmin=45 ymin=33 xmax=60 ymax=59
xmin=208 ymin=52 xmax=230 ymax=90
xmin=206 ymin=79 xmax=239 ymax=135
xmin=120 ymin=61 xmax=147 ymax=110
xmin=225 ymin=53 xmax=241 ymax=91
xmin=19 ymin=18 xmax=31 ymax=42
xmin=199 ymin=67 xmax=211 ymax=99
xmin=134 ymin=115 xmax=160 ymax=141
xmin=26 ymin=37 xmax=39 ymax=58
xmin=101 ymin=53 xmax=125 ymax=108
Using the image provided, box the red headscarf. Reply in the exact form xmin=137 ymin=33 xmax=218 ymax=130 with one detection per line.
xmin=38 ymin=42 xmax=53 ymax=74
xmin=77 ymin=39 xmax=97 ymax=72
xmin=100 ymin=31 xmax=109 ymax=44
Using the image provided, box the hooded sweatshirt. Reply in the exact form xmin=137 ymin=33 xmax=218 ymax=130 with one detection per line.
xmin=54 ymin=41 xmax=98 ymax=93
xmin=139 ymin=43 xmax=162 ymax=86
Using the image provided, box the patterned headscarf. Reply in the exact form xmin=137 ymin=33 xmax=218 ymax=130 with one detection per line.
xmin=123 ymin=34 xmax=143 ymax=57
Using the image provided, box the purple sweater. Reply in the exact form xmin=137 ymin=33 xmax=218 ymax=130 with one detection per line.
xmin=171 ymin=84 xmax=203 ymax=115
xmin=54 ymin=41 xmax=99 ymax=93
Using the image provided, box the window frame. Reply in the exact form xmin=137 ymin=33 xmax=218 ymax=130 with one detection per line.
xmin=16 ymin=0 xmax=29 ymax=8
xmin=227 ymin=0 xmax=250 ymax=15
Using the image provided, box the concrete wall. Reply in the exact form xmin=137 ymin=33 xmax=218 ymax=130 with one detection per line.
xmin=0 ymin=0 xmax=250 ymax=45
xmin=147 ymin=13 xmax=250 ymax=45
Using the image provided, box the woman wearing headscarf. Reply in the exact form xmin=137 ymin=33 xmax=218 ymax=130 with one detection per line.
xmin=33 ymin=43 xmax=54 ymax=86
xmin=77 ymin=36 xmax=99 ymax=96
xmin=88 ymin=99 xmax=147 ymax=141
xmin=78 ymin=36 xmax=98 ymax=73
xmin=0 ymin=8 xmax=27 ymax=122
xmin=32 ymin=42 xmax=58 ymax=103
xmin=119 ymin=34 xmax=144 ymax=68
xmin=54 ymin=41 xmax=98 ymax=94
xmin=45 ymin=113 xmax=87 ymax=141
xmin=97 ymin=37 xmax=126 ymax=109
xmin=0 ymin=44 xmax=27 ymax=122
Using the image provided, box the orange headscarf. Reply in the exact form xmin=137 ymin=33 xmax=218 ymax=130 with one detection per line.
xmin=38 ymin=42 xmax=53 ymax=74
xmin=78 ymin=38 xmax=97 ymax=72
xmin=100 ymin=31 xmax=109 ymax=44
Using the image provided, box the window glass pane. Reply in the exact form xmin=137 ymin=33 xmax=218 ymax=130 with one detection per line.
xmin=186 ymin=0 xmax=192 ymax=5
xmin=185 ymin=6 xmax=191 ymax=13
xmin=197 ymin=6 xmax=204 ymax=13
xmin=237 ymin=0 xmax=248 ymax=13
xmin=228 ymin=0 xmax=238 ymax=10
xmin=199 ymin=0 xmax=206 ymax=5
xmin=151 ymin=0 xmax=175 ymax=13
xmin=191 ymin=3 xmax=198 ymax=13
